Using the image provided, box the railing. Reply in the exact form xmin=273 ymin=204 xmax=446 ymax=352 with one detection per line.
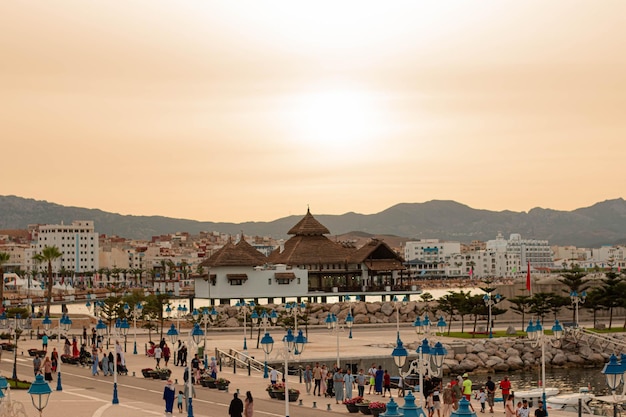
xmin=215 ymin=347 xmax=276 ymax=376
xmin=564 ymin=326 xmax=626 ymax=353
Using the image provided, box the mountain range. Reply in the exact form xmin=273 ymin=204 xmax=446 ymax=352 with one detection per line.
xmin=1 ymin=195 xmax=626 ymax=248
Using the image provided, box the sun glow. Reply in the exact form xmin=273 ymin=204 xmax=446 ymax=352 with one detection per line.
xmin=285 ymin=89 xmax=387 ymax=152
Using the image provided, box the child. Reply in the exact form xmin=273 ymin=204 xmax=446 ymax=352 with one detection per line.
xmin=177 ymin=390 xmax=184 ymax=413
xmin=515 ymin=401 xmax=522 ymax=417
xmin=427 ymin=391 xmax=435 ymax=417
xmin=476 ymin=387 xmax=487 ymax=413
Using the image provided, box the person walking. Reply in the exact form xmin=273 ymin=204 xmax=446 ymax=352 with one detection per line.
xmin=356 ymin=369 xmax=367 ymax=398
xmin=101 ymin=351 xmax=110 ymax=376
xmin=229 ymin=392 xmax=244 ymax=417
xmin=33 ymin=355 xmax=42 ymax=376
xmin=41 ymin=356 xmax=53 ymax=381
xmin=321 ymin=364 xmax=328 ymax=397
xmin=499 ymin=376 xmax=512 ymax=410
xmin=368 ymin=363 xmax=377 ymax=395
xmin=304 ymin=364 xmax=313 ymax=395
xmin=177 ymin=390 xmax=184 ymax=414
xmin=343 ymin=368 xmax=355 ymax=400
xmin=333 ymin=367 xmax=344 ymax=404
xmin=534 ymin=400 xmax=546 ymax=417
xmin=505 ymin=392 xmax=516 ymax=417
xmin=313 ymin=362 xmax=322 ymax=396
xmin=462 ymin=374 xmax=475 ymax=412
xmin=270 ymin=368 xmax=278 ymax=385
xmin=442 ymin=382 xmax=454 ymax=417
xmin=108 ymin=351 xmax=115 ymax=376
xmin=163 ymin=343 xmax=171 ymax=367
xmin=154 ymin=345 xmax=163 ymax=368
xmin=41 ymin=333 xmax=49 ymax=351
xmin=382 ymin=370 xmax=392 ymax=398
xmin=51 ymin=347 xmax=59 ymax=373
xmin=91 ymin=344 xmax=100 ymax=376
xmin=485 ymin=376 xmax=496 ymax=413
xmin=163 ymin=379 xmax=176 ymax=417
xmin=375 ymin=366 xmax=384 ymax=395
xmin=452 ymin=375 xmax=462 ymax=410
xmin=244 ymin=391 xmax=254 ymax=417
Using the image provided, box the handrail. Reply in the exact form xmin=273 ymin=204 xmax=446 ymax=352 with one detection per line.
xmin=215 ymin=347 xmax=277 ymax=375
xmin=566 ymin=327 xmax=626 ymax=353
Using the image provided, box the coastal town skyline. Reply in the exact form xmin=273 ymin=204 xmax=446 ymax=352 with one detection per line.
xmin=2 ymin=2 xmax=625 ymax=223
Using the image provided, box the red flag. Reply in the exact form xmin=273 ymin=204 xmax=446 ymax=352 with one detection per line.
xmin=526 ymin=261 xmax=531 ymax=291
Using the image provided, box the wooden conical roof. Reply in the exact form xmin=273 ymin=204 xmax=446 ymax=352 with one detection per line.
xmin=199 ymin=236 xmax=267 ymax=267
xmin=287 ymin=208 xmax=330 ymax=236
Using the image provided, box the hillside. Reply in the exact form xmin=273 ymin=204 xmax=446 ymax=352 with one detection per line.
xmin=1 ymin=195 xmax=625 ymax=247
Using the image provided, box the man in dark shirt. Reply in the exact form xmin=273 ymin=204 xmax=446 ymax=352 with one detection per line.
xmin=228 ymin=393 xmax=244 ymax=417
xmin=534 ymin=400 xmax=547 ymax=417
xmin=485 ymin=375 xmax=496 ymax=413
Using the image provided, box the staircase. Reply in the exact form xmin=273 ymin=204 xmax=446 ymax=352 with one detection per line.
xmin=562 ymin=327 xmax=626 ymax=354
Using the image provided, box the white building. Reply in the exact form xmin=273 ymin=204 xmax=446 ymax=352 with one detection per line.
xmin=27 ymin=220 xmax=99 ymax=274
xmin=486 ymin=233 xmax=553 ymax=272
xmin=404 ymin=239 xmax=461 ymax=263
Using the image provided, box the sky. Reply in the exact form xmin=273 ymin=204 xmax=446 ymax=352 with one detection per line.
xmin=2 ymin=1 xmax=625 ymax=223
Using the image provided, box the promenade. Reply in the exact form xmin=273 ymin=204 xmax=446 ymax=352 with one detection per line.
xmin=0 ymin=323 xmax=590 ymax=417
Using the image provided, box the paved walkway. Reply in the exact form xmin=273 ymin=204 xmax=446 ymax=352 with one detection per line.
xmin=0 ymin=322 xmax=590 ymax=417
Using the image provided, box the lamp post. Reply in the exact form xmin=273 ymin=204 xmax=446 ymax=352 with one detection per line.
xmin=236 ymin=300 xmax=256 ymax=351
xmin=601 ymin=354 xmax=626 ymax=417
xmin=123 ymin=302 xmax=143 ymax=355
xmin=412 ymin=314 xmax=447 ymax=410
xmin=166 ymin=323 xmax=204 ymax=417
xmin=42 ymin=314 xmax=72 ymax=391
xmin=192 ymin=307 xmax=218 ymax=369
xmin=262 ymin=328 xmax=306 ymax=417
xmin=176 ymin=304 xmax=188 ymax=332
xmin=110 ymin=318 xmax=129 ymax=404
xmin=256 ymin=310 xmax=278 ymax=378
xmin=28 ymin=374 xmax=52 ymax=417
xmin=570 ymin=291 xmax=587 ymax=328
xmin=344 ymin=296 xmax=360 ymax=338
xmin=285 ymin=301 xmax=306 ymax=333
xmin=0 ymin=312 xmax=27 ymax=380
xmin=483 ymin=292 xmax=501 ymax=338
xmin=325 ymin=312 xmax=353 ymax=370
xmin=526 ymin=318 xmax=563 ymax=416
xmin=392 ymin=295 xmax=409 ymax=337
xmin=391 ymin=336 xmax=408 ymax=397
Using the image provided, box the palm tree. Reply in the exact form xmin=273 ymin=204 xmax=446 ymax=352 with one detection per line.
xmin=0 ymin=252 xmax=11 ymax=306
xmin=32 ymin=245 xmax=63 ymax=317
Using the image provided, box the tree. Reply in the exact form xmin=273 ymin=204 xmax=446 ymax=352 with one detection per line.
xmin=598 ymin=270 xmax=623 ymax=329
xmin=32 ymin=246 xmax=62 ymax=317
xmin=557 ymin=265 xmax=589 ymax=323
xmin=508 ymin=295 xmax=533 ymax=329
xmin=584 ymin=288 xmax=605 ymax=328
xmin=529 ymin=293 xmax=553 ymax=323
xmin=143 ymin=292 xmax=171 ymax=341
xmin=0 ymin=252 xmax=10 ymax=306
xmin=548 ymin=294 xmax=570 ymax=321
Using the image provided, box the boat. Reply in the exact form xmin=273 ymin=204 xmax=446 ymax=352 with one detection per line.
xmin=546 ymin=388 xmax=597 ymax=415
xmin=515 ymin=387 xmax=560 ymax=406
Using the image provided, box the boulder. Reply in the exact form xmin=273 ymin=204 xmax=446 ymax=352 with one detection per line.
xmin=224 ymin=317 xmax=240 ymax=328
xmin=551 ymin=353 xmax=567 ymax=366
xmin=505 ymin=356 xmax=524 ymax=370
xmin=352 ymin=302 xmax=368 ymax=316
xmin=459 ymin=358 xmax=479 ymax=371
xmin=506 ymin=326 xmax=517 ymax=335
xmin=380 ymin=303 xmax=395 ymax=317
xmin=366 ymin=303 xmax=381 ymax=314
xmin=353 ymin=314 xmax=370 ymax=325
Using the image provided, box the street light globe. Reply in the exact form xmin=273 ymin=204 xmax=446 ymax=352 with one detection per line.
xmin=28 ymin=374 xmax=52 ymax=414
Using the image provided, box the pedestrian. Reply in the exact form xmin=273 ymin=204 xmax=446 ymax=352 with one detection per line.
xmin=442 ymin=382 xmax=454 ymax=417
xmin=485 ymin=376 xmax=496 ymax=413
xmin=33 ymin=355 xmax=42 ymax=376
xmin=433 ymin=382 xmax=442 ymax=416
xmin=42 ymin=333 xmax=49 ymax=351
xmin=427 ymin=391 xmax=435 ymax=417
xmin=64 ymin=338 xmax=71 ymax=356
xmin=116 ymin=339 xmax=125 ymax=367
xmin=229 ymin=392 xmax=244 ymax=417
xmin=83 ymin=326 xmax=87 ymax=343
xmin=163 ymin=343 xmax=171 ymax=367
xmin=375 ymin=366 xmax=384 ymax=395
xmin=179 ymin=343 xmax=187 ymax=367
xmin=321 ymin=364 xmax=328 ymax=396
xmin=462 ymin=373 xmax=475 ymax=412
xmin=518 ymin=400 xmax=530 ymax=417
xmin=356 ymin=369 xmax=367 ymax=398
xmin=210 ymin=356 xmax=218 ymax=379
xmin=51 ymin=347 xmax=59 ymax=373
xmin=270 ymin=368 xmax=278 ymax=385
xmin=92 ymin=345 xmax=100 ymax=376
xmin=313 ymin=362 xmax=322 ymax=396
xmin=534 ymin=400 xmax=546 ymax=417
xmin=500 ymin=376 xmax=512 ymax=409
xmin=505 ymin=392 xmax=516 ymax=417
xmin=304 ymin=364 xmax=313 ymax=395
xmin=244 ymin=391 xmax=254 ymax=417
xmin=476 ymin=388 xmax=486 ymax=413
xmin=108 ymin=351 xmax=115 ymax=375
xmin=101 ymin=351 xmax=110 ymax=376
xmin=41 ymin=356 xmax=53 ymax=381
xmin=368 ymin=363 xmax=377 ymax=395
xmin=343 ymin=368 xmax=355 ymax=400
xmin=163 ymin=379 xmax=176 ymax=417
xmin=175 ymin=341 xmax=182 ymax=366
xmin=91 ymin=328 xmax=97 ymax=346
xmin=382 ymin=369 xmax=392 ymax=398
xmin=177 ymin=390 xmax=184 ymax=413
xmin=452 ymin=376 xmax=462 ymax=410
xmin=154 ymin=345 xmax=162 ymax=368
xmin=333 ymin=366 xmax=344 ymax=404
xmin=183 ymin=381 xmax=196 ymax=411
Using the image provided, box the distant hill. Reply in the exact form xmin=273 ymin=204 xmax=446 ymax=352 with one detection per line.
xmin=1 ymin=195 xmax=625 ymax=247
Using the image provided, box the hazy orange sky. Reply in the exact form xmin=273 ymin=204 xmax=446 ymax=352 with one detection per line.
xmin=2 ymin=1 xmax=625 ymax=223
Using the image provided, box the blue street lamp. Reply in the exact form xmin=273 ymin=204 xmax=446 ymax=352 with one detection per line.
xmin=261 ymin=331 xmax=275 ymax=381
xmin=28 ymin=374 xmax=52 ymax=417
xmin=570 ymin=291 xmax=587 ymax=328
xmin=483 ymin=293 xmax=501 ymax=338
xmin=43 ymin=314 xmax=72 ymax=391
xmin=391 ymin=336 xmax=408 ymax=396
xmin=193 ymin=307 xmax=218 ymax=370
xmin=236 ymin=301 xmax=255 ymax=351
xmin=526 ymin=319 xmax=562 ymax=416
xmin=257 ymin=309 xmax=278 ymax=378
xmin=123 ymin=302 xmax=143 ymax=355
xmin=601 ymin=353 xmax=625 ymax=417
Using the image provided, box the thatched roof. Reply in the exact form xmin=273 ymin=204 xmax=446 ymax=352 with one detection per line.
xmin=269 ymin=234 xmax=352 ymax=265
xmin=199 ymin=237 xmax=267 ymax=268
xmin=287 ymin=208 xmax=330 ymax=236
